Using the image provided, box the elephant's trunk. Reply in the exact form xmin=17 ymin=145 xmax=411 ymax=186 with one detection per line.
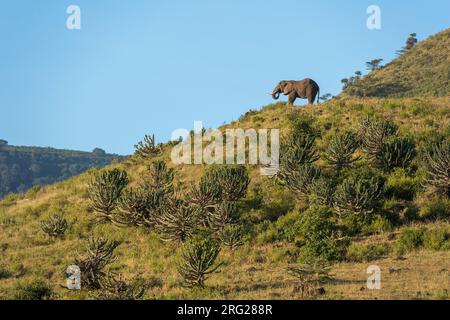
xmin=272 ymin=86 xmax=281 ymax=100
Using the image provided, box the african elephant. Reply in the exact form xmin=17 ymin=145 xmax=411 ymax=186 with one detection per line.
xmin=272 ymin=78 xmax=320 ymax=105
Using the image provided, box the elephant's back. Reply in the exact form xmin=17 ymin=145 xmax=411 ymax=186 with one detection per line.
xmin=303 ymin=78 xmax=319 ymax=88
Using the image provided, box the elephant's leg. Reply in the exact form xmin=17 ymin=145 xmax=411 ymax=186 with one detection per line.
xmin=306 ymin=87 xmax=316 ymax=105
xmin=288 ymin=93 xmax=297 ymax=105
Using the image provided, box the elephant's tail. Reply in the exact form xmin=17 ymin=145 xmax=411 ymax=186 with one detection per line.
xmin=317 ymin=88 xmax=320 ymax=104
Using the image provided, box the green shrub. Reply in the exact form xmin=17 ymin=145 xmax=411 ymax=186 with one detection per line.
xmin=259 ymin=190 xmax=296 ymax=222
xmin=280 ymin=164 xmax=321 ymax=196
xmin=324 ymin=131 xmax=360 ymax=171
xmin=375 ymin=137 xmax=416 ymax=172
xmin=1 ymin=193 xmax=22 ymax=206
xmin=297 ymin=206 xmax=348 ymax=263
xmin=207 ymin=201 xmax=239 ymax=231
xmin=402 ymin=205 xmax=420 ymax=222
xmin=134 ymin=134 xmax=161 ymax=160
xmin=423 ymin=227 xmax=450 ymax=250
xmin=256 ymin=210 xmax=301 ymax=244
xmin=155 ymin=200 xmax=199 ymax=243
xmin=421 ymin=140 xmax=450 ymax=196
xmin=419 ymin=197 xmax=450 ymax=221
xmin=200 ymin=166 xmax=250 ymax=202
xmin=178 ymin=239 xmax=222 ymax=288
xmin=360 ymin=215 xmax=394 ymax=235
xmin=288 ymin=114 xmax=321 ymax=138
xmin=288 ymin=262 xmax=333 ymax=298
xmin=346 ymin=243 xmax=390 ymax=262
xmin=13 ymin=279 xmax=53 ymax=300
xmin=74 ymin=237 xmax=121 ymax=289
xmin=277 ymin=132 xmax=319 ymax=195
xmin=88 ymin=169 xmax=129 ymax=223
xmin=333 ymin=168 xmax=386 ymax=233
xmin=0 ymin=266 xmax=12 ymax=279
xmin=359 ymin=117 xmax=398 ymax=158
xmin=385 ymin=168 xmax=421 ymax=200
xmin=395 ymin=227 xmax=425 ymax=254
xmin=40 ymin=213 xmax=68 ymax=238
xmin=26 ymin=185 xmax=42 ymax=198
xmin=308 ymin=177 xmax=335 ymax=206
xmin=396 ymin=225 xmax=450 ymax=254
xmin=113 ymin=161 xmax=175 ymax=228
xmin=94 ymin=274 xmax=147 ymax=300
xmin=219 ymin=224 xmax=243 ymax=250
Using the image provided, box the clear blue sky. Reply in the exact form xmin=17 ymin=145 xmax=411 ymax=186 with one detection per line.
xmin=1 ymin=1 xmax=449 ymax=154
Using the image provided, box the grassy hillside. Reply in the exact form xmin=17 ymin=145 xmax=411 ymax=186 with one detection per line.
xmin=343 ymin=28 xmax=450 ymax=98
xmin=0 ymin=144 xmax=123 ymax=198
xmin=0 ymin=96 xmax=449 ymax=300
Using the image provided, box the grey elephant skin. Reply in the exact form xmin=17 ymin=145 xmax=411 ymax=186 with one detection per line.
xmin=272 ymin=78 xmax=320 ymax=105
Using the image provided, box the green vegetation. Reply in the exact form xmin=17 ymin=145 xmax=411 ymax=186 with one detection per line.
xmin=333 ymin=168 xmax=386 ymax=232
xmin=288 ymin=262 xmax=333 ymax=298
xmin=40 ymin=214 xmax=68 ymax=238
xmin=395 ymin=225 xmax=450 ymax=254
xmin=133 ymin=134 xmax=162 ymax=161
xmin=0 ymin=28 xmax=449 ymax=299
xmin=0 ymin=143 xmax=122 ymax=197
xmin=13 ymin=279 xmax=53 ymax=300
xmin=296 ymin=205 xmax=348 ymax=263
xmin=94 ymin=274 xmax=147 ymax=300
xmin=74 ymin=237 xmax=121 ymax=289
xmin=324 ymin=131 xmax=360 ymax=171
xmin=178 ymin=239 xmax=222 ymax=288
xmin=88 ymin=169 xmax=129 ymax=223
xmin=219 ymin=224 xmax=243 ymax=250
xmin=346 ymin=243 xmax=390 ymax=262
xmin=0 ymin=96 xmax=448 ymax=299
xmin=343 ymin=29 xmax=450 ymax=98
xmin=421 ymin=140 xmax=450 ymax=196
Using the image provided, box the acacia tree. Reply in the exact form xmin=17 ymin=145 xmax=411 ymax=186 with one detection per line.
xmin=397 ymin=33 xmax=418 ymax=55
xmin=319 ymin=93 xmax=333 ymax=102
xmin=366 ymin=59 xmax=383 ymax=71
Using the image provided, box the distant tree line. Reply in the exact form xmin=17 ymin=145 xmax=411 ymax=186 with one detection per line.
xmin=341 ymin=33 xmax=418 ymax=92
xmin=0 ymin=144 xmax=123 ymax=197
